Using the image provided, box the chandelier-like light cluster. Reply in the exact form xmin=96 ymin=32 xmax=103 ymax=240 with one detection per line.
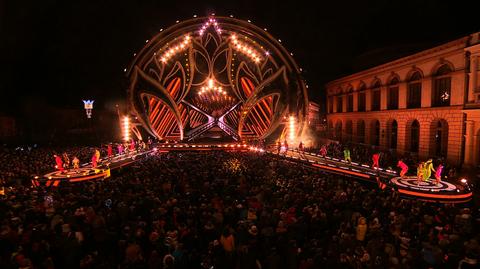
xmin=199 ymin=18 xmax=221 ymax=36
xmin=198 ymin=78 xmax=227 ymax=95
xmin=159 ymin=35 xmax=191 ymax=63
xmin=230 ymin=35 xmax=261 ymax=63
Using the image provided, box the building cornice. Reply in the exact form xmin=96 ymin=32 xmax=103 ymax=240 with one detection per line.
xmin=326 ymin=36 xmax=470 ymax=88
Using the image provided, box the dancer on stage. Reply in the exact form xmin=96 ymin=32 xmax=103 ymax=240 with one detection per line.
xmin=372 ymin=152 xmax=380 ymax=170
xmin=130 ymin=139 xmax=136 ymax=152
xmin=434 ymin=163 xmax=444 ymax=185
xmin=416 ymin=162 xmax=424 ymax=185
xmin=423 ymin=159 xmax=435 ymax=181
xmin=91 ymin=151 xmax=98 ymax=168
xmin=117 ymin=143 xmax=124 ymax=155
xmin=299 ymin=141 xmax=304 ymax=152
xmin=54 ymin=154 xmax=64 ymax=172
xmin=277 ymin=141 xmax=281 ymax=154
xmin=343 ymin=147 xmax=351 ymax=163
xmin=397 ymin=160 xmax=409 ymax=178
xmin=72 ymin=156 xmax=80 ymax=170
xmin=62 ymin=152 xmax=70 ymax=169
xmin=107 ymin=144 xmax=113 ymax=158
xmin=284 ymin=140 xmax=288 ymax=152
xmin=319 ymin=144 xmax=327 ymax=157
xmin=95 ymin=149 xmax=101 ymax=162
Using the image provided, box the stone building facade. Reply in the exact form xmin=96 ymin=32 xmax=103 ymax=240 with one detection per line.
xmin=326 ymin=32 xmax=480 ymax=166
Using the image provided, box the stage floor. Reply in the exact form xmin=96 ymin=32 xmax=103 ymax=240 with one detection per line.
xmin=33 ymin=149 xmax=154 ymax=186
xmin=390 ymin=176 xmax=472 ymax=203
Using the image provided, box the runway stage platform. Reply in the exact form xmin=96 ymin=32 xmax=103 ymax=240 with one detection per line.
xmin=275 ymin=149 xmax=473 ymax=203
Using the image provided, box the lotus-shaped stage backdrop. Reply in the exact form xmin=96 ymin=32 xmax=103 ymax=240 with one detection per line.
xmin=126 ymin=16 xmax=308 ymax=142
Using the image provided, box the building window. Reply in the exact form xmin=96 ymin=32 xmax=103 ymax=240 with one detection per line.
xmin=335 ymin=121 xmax=342 ymax=141
xmin=346 ymin=120 xmax=352 ymax=141
xmin=389 ymin=120 xmax=397 ymax=149
xmin=372 ymin=120 xmax=380 ymax=146
xmin=431 ymin=120 xmax=448 ymax=157
xmin=371 ymin=80 xmax=381 ymax=111
xmin=387 ymin=78 xmax=399 ymax=110
xmin=357 ymin=120 xmax=365 ymax=143
xmin=410 ymin=120 xmax=420 ymax=153
xmin=358 ymin=91 xmax=366 ymax=112
xmin=328 ymin=120 xmax=334 ymax=138
xmin=347 ymin=94 xmax=353 ymax=112
xmin=407 ymin=71 xmax=422 ymax=108
xmin=372 ymin=90 xmax=381 ymax=111
xmin=328 ymin=96 xmax=333 ymax=113
xmin=336 ymin=96 xmax=343 ymax=113
xmin=433 ymin=64 xmax=452 ymax=107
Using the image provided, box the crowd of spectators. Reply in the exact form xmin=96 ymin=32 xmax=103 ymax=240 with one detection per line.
xmin=0 ymin=148 xmax=479 ymax=268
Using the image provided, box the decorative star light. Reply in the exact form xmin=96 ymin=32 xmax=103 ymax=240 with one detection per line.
xmin=441 ymin=91 xmax=450 ymax=101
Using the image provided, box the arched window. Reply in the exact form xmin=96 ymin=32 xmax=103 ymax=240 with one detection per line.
xmin=346 ymin=120 xmax=353 ymax=141
xmin=328 ymin=96 xmax=334 ymax=113
xmin=336 ymin=95 xmax=343 ymax=113
xmin=371 ymin=120 xmax=380 ymax=146
xmin=433 ymin=64 xmax=452 ymax=107
xmin=335 ymin=121 xmax=342 ymax=141
xmin=347 ymin=93 xmax=354 ymax=112
xmin=388 ymin=120 xmax=398 ymax=149
xmin=410 ymin=120 xmax=420 ymax=153
xmin=328 ymin=120 xmax=334 ymax=139
xmin=431 ymin=120 xmax=448 ymax=157
xmin=357 ymin=83 xmax=366 ymax=112
xmin=371 ymin=80 xmax=381 ymax=111
xmin=407 ymin=71 xmax=422 ymax=108
xmin=357 ymin=120 xmax=365 ymax=143
xmin=387 ymin=77 xmax=399 ymax=110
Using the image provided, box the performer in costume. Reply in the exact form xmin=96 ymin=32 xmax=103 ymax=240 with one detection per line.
xmin=107 ymin=144 xmax=113 ymax=158
xmin=319 ymin=144 xmax=327 ymax=157
xmin=284 ymin=140 xmax=288 ymax=153
xmin=117 ymin=143 xmax=124 ymax=155
xmin=130 ymin=139 xmax=135 ymax=152
xmin=299 ymin=141 xmax=304 ymax=152
xmin=62 ymin=152 xmax=70 ymax=169
xmin=54 ymin=155 xmax=64 ymax=172
xmin=372 ymin=153 xmax=380 ymax=170
xmin=277 ymin=141 xmax=281 ymax=154
xmin=416 ymin=162 xmax=424 ymax=185
xmin=423 ymin=159 xmax=435 ymax=181
xmin=397 ymin=160 xmax=408 ymax=178
xmin=91 ymin=152 xmax=98 ymax=168
xmin=343 ymin=147 xmax=351 ymax=163
xmin=434 ymin=164 xmax=444 ymax=185
xmin=72 ymin=156 xmax=80 ymax=171
xmin=95 ymin=149 xmax=100 ymax=163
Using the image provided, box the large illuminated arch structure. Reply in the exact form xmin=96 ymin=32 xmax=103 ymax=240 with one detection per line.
xmin=127 ymin=16 xmax=308 ymax=142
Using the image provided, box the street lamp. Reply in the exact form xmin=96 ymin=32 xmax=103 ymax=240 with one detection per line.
xmin=83 ymin=100 xmax=94 ymax=118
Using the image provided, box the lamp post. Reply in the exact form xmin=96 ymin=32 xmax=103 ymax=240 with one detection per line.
xmin=83 ymin=100 xmax=94 ymax=118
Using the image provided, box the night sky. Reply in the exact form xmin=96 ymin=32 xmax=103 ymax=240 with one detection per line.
xmin=1 ymin=0 xmax=479 ymax=115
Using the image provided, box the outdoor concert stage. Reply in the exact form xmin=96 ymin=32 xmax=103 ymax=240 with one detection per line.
xmin=276 ymin=149 xmax=473 ymax=203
